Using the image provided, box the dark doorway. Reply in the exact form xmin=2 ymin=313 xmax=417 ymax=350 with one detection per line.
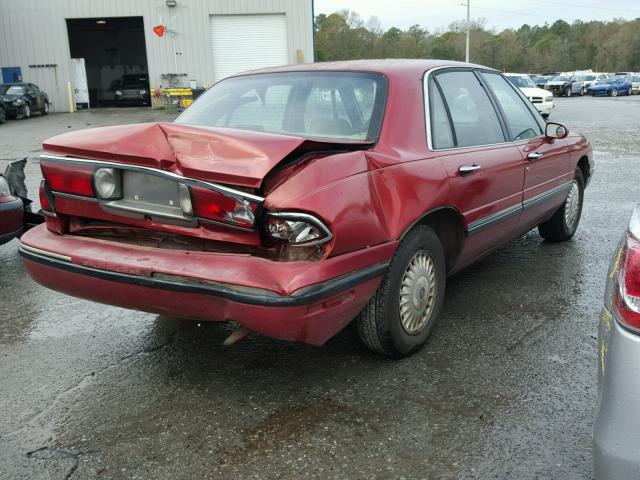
xmin=66 ymin=17 xmax=149 ymax=107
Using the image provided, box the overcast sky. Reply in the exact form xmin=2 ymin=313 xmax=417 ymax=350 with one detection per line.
xmin=315 ymin=0 xmax=640 ymax=32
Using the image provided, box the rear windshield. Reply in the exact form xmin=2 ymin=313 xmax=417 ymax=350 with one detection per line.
xmin=122 ymin=77 xmax=148 ymax=89
xmin=175 ymin=72 xmax=387 ymax=142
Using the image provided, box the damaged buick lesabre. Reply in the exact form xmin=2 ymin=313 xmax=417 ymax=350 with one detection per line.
xmin=19 ymin=60 xmax=593 ymax=357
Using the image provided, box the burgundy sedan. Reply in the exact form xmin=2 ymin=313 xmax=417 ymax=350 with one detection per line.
xmin=19 ymin=60 xmax=592 ymax=357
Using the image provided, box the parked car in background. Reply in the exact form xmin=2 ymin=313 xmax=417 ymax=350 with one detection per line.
xmin=546 ymin=74 xmax=585 ymax=96
xmin=532 ymin=75 xmax=553 ymax=89
xmin=580 ymin=73 xmax=609 ymax=89
xmin=0 ymin=159 xmax=42 ymax=245
xmin=114 ymin=74 xmax=150 ymax=106
xmin=594 ymin=205 xmax=640 ymax=479
xmin=628 ymin=75 xmax=640 ymax=94
xmin=588 ymin=77 xmax=633 ymax=96
xmin=504 ymin=73 xmax=554 ymax=118
xmin=19 ymin=60 xmax=592 ymax=357
xmin=0 ymin=83 xmax=49 ymax=119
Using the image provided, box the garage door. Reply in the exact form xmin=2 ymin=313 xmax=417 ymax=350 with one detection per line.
xmin=209 ymin=14 xmax=288 ymax=83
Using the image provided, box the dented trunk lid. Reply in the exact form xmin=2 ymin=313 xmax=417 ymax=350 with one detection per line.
xmin=43 ymin=122 xmax=371 ymax=189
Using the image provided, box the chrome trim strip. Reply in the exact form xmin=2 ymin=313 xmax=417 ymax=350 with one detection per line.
xmin=19 ymin=243 xmax=72 ymax=262
xmin=40 ymin=154 xmax=265 ymax=202
xmin=52 ymin=191 xmax=100 ymax=202
xmin=266 ymin=211 xmax=333 ymax=246
xmin=467 ymin=203 xmax=522 ymax=235
xmin=523 ymin=181 xmax=572 ymax=210
xmin=466 ymin=180 xmax=573 ymax=236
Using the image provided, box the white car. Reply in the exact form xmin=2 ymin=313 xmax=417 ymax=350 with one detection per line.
xmin=504 ymin=73 xmax=554 ymax=118
xmin=581 ymin=72 xmax=610 ymax=89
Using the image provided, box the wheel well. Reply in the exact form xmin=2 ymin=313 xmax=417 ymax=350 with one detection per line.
xmin=577 ymin=156 xmax=589 ymax=183
xmin=408 ymin=208 xmax=464 ymax=271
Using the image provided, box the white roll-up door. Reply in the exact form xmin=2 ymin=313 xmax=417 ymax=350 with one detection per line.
xmin=209 ymin=14 xmax=288 ymax=83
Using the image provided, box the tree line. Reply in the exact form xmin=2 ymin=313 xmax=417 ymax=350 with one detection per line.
xmin=315 ymin=10 xmax=640 ymax=73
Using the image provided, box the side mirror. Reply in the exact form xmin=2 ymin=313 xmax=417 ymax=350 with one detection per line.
xmin=545 ymin=122 xmax=568 ymax=139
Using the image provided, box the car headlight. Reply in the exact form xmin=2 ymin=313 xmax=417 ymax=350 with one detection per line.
xmin=115 ymin=90 xmax=122 ymax=96
xmin=265 ymin=212 xmax=332 ymax=246
xmin=12 ymin=99 xmax=23 ymax=106
xmin=139 ymin=89 xmax=147 ymax=95
xmin=93 ymin=168 xmax=122 ymax=199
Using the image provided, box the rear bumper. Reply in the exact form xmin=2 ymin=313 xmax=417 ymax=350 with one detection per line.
xmin=19 ymin=225 xmax=393 ymax=345
xmin=594 ymin=307 xmax=640 ymax=479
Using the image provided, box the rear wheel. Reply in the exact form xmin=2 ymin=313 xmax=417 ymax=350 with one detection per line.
xmin=41 ymin=102 xmax=49 ymax=115
xmin=357 ymin=225 xmax=446 ymax=358
xmin=538 ymin=169 xmax=584 ymax=242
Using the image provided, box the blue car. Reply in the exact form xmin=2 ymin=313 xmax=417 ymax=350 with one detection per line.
xmin=588 ymin=76 xmax=633 ymax=97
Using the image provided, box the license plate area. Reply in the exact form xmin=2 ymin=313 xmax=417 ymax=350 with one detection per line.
xmin=102 ymin=171 xmax=194 ymax=225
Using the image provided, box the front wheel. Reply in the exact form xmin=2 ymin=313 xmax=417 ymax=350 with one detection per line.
xmin=21 ymin=104 xmax=31 ymax=119
xmin=538 ymin=169 xmax=584 ymax=242
xmin=610 ymin=88 xmax=618 ymax=97
xmin=357 ymin=225 xmax=446 ymax=357
xmin=0 ymin=107 xmax=5 ymax=124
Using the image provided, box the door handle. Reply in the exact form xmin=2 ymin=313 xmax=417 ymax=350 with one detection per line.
xmin=527 ymin=152 xmax=544 ymax=161
xmin=458 ymin=164 xmax=481 ymax=175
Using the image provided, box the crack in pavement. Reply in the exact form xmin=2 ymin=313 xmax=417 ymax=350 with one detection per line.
xmin=26 ymin=446 xmax=99 ymax=480
xmin=2 ymin=327 xmax=179 ymax=441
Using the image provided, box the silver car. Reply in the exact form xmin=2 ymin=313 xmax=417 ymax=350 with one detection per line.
xmin=594 ymin=205 xmax=640 ymax=478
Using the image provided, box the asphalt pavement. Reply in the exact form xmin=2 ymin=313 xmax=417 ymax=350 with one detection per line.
xmin=0 ymin=97 xmax=638 ymax=480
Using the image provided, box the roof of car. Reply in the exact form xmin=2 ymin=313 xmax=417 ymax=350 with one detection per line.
xmin=233 ymin=59 xmax=495 ymax=78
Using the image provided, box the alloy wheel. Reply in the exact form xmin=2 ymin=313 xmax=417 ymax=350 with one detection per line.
xmin=399 ymin=250 xmax=437 ymax=335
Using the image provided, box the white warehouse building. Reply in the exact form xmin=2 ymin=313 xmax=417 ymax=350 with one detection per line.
xmin=0 ymin=0 xmax=315 ymax=112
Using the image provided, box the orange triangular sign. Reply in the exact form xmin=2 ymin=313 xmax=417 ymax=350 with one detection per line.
xmin=153 ymin=25 xmax=165 ymax=37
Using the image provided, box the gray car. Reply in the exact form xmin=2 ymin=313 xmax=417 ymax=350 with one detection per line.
xmin=594 ymin=204 xmax=640 ymax=479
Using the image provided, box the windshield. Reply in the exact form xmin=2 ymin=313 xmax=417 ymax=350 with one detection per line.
xmin=122 ymin=77 xmax=148 ymax=89
xmin=175 ymin=72 xmax=387 ymax=142
xmin=582 ymin=75 xmax=595 ymax=81
xmin=506 ymin=75 xmax=536 ymax=88
xmin=552 ymin=76 xmax=570 ymax=82
xmin=5 ymin=85 xmax=25 ymax=95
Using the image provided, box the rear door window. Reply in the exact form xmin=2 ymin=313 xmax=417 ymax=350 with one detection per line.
xmin=433 ymin=70 xmax=505 ymax=148
xmin=481 ymin=72 xmax=543 ymax=140
xmin=428 ymin=80 xmax=455 ymax=149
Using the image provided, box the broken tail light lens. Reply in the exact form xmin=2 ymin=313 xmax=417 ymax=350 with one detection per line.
xmin=39 ymin=180 xmax=54 ymax=212
xmin=190 ymin=185 xmax=259 ymax=229
xmin=93 ymin=168 xmax=122 ymax=199
xmin=612 ymin=209 xmax=640 ymax=331
xmin=41 ymin=160 xmax=95 ymax=197
xmin=265 ymin=212 xmax=332 ymax=246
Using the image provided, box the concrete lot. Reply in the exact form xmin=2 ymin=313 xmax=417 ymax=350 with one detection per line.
xmin=0 ymin=97 xmax=638 ymax=479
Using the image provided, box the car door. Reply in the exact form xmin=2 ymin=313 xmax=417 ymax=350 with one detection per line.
xmin=570 ymin=76 xmax=580 ymax=94
xmin=480 ymin=71 xmax=572 ymax=232
xmin=25 ymin=84 xmax=39 ymax=110
xmin=427 ymin=69 xmax=525 ymax=266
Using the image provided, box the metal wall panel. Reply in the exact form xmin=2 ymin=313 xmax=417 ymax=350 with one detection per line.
xmin=0 ymin=0 xmax=313 ymax=112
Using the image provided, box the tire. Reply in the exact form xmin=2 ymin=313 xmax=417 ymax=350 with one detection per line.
xmin=0 ymin=107 xmax=5 ymax=124
xmin=357 ymin=225 xmax=446 ymax=358
xmin=565 ymin=87 xmax=571 ymax=97
xmin=41 ymin=102 xmax=49 ymax=115
xmin=21 ymin=104 xmax=31 ymax=119
xmin=538 ymin=169 xmax=584 ymax=242
xmin=610 ymin=89 xmax=618 ymax=97
xmin=542 ymin=113 xmax=549 ymax=120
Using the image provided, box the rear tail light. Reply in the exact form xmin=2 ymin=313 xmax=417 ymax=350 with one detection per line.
xmin=265 ymin=212 xmax=332 ymax=246
xmin=190 ymin=185 xmax=259 ymax=229
xmin=612 ymin=208 xmax=640 ymax=331
xmin=39 ymin=180 xmax=54 ymax=212
xmin=41 ymin=160 xmax=95 ymax=197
